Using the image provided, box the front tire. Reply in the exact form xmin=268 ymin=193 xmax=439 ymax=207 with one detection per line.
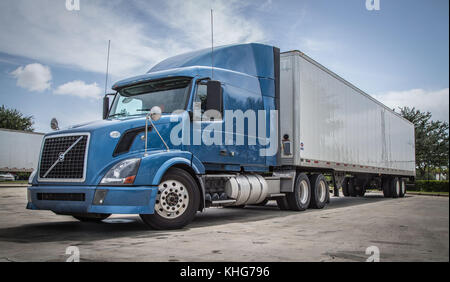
xmin=140 ymin=168 xmax=200 ymax=230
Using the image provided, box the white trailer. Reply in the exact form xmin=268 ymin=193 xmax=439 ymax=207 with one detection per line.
xmin=277 ymin=50 xmax=415 ymax=199
xmin=0 ymin=128 xmax=44 ymax=172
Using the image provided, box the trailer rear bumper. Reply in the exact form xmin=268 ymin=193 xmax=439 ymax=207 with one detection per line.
xmin=26 ymin=185 xmax=158 ymax=215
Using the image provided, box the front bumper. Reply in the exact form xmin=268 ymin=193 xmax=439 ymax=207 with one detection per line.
xmin=26 ymin=185 xmax=158 ymax=214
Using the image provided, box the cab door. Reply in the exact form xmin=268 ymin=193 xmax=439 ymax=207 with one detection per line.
xmin=187 ymin=80 xmax=247 ymax=167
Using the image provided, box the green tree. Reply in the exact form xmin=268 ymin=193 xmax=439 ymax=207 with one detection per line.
xmin=399 ymin=107 xmax=449 ymax=179
xmin=0 ymin=105 xmax=34 ymax=132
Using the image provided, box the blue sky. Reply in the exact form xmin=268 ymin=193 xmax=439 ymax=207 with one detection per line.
xmin=0 ymin=0 xmax=448 ymax=132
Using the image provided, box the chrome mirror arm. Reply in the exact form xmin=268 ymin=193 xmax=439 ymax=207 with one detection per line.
xmin=144 ymin=113 xmax=170 ymax=157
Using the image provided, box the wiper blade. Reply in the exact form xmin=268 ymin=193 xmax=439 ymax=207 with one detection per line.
xmin=109 ymin=113 xmax=127 ymax=117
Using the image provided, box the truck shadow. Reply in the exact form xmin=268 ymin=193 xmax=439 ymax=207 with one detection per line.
xmin=0 ymin=193 xmax=404 ymax=244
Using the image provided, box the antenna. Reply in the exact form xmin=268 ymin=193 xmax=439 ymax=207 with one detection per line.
xmin=210 ymin=9 xmax=214 ymax=80
xmin=104 ymin=40 xmax=111 ymax=95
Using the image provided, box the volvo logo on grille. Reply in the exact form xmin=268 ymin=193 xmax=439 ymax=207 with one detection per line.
xmin=42 ymin=136 xmax=84 ymax=178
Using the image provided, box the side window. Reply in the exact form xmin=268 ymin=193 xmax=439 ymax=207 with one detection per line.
xmin=194 ymin=80 xmax=222 ymax=121
xmin=194 ymin=83 xmax=208 ymax=114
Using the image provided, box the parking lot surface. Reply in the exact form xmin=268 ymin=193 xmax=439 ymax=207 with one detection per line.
xmin=0 ymin=187 xmax=448 ymax=262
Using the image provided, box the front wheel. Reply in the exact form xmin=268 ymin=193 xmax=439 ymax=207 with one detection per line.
xmin=140 ymin=168 xmax=200 ymax=230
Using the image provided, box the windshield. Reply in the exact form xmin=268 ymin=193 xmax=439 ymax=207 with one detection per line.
xmin=109 ymin=77 xmax=192 ymax=118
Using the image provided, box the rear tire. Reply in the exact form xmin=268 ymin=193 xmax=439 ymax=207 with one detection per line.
xmin=348 ymin=178 xmax=357 ymax=197
xmin=382 ymin=177 xmax=391 ymax=198
xmin=342 ymin=177 xmax=350 ymax=197
xmin=391 ymin=177 xmax=400 ymax=198
xmin=399 ymin=179 xmax=406 ymax=198
xmin=286 ymin=173 xmax=311 ymax=211
xmin=72 ymin=213 xmax=111 ymax=222
xmin=357 ymin=185 xmax=366 ymax=197
xmin=140 ymin=168 xmax=200 ymax=230
xmin=309 ymin=174 xmax=329 ymax=209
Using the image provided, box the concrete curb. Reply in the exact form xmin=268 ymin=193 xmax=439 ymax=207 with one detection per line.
xmin=0 ymin=184 xmax=28 ymax=188
xmin=407 ymin=192 xmax=449 ymax=197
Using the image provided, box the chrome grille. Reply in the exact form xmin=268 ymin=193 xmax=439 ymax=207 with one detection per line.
xmin=39 ymin=134 xmax=89 ymax=181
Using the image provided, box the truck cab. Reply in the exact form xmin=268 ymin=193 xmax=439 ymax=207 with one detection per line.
xmin=27 ymin=43 xmax=281 ymax=229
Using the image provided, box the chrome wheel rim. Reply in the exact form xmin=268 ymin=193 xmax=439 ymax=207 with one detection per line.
xmin=155 ymin=180 xmax=189 ymax=219
xmin=299 ymin=180 xmax=309 ymax=204
xmin=318 ymin=180 xmax=326 ymax=203
xmin=401 ymin=181 xmax=406 ymax=194
xmin=396 ymin=180 xmax=400 ymax=195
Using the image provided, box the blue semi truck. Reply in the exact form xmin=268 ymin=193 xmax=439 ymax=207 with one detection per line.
xmin=27 ymin=43 xmax=415 ymax=229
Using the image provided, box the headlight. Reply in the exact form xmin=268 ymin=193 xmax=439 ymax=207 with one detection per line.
xmin=28 ymin=170 xmax=37 ymax=185
xmin=100 ymin=158 xmax=141 ymax=185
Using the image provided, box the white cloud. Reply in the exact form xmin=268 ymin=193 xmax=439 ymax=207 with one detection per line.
xmin=10 ymin=63 xmax=52 ymax=92
xmin=0 ymin=0 xmax=266 ymax=80
xmin=54 ymin=80 xmax=102 ymax=99
xmin=373 ymin=88 xmax=449 ymax=122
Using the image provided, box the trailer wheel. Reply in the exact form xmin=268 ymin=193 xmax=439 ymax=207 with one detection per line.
xmin=399 ymin=179 xmax=406 ymax=198
xmin=140 ymin=167 xmax=200 ymax=230
xmin=382 ymin=177 xmax=392 ymax=198
xmin=391 ymin=177 xmax=400 ymax=198
xmin=357 ymin=185 xmax=367 ymax=197
xmin=286 ymin=173 xmax=311 ymax=211
xmin=309 ymin=174 xmax=329 ymax=209
xmin=72 ymin=213 xmax=111 ymax=222
xmin=342 ymin=177 xmax=350 ymax=197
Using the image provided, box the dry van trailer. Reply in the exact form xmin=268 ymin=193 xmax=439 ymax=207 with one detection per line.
xmin=277 ymin=50 xmax=415 ymax=199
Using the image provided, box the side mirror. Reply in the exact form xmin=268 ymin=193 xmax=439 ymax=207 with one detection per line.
xmin=103 ymin=93 xmax=116 ymax=119
xmin=103 ymin=96 xmax=110 ymax=119
xmin=50 ymin=118 xmax=59 ymax=131
xmin=206 ymin=80 xmax=222 ymax=113
xmin=150 ymin=106 xmax=162 ymax=121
